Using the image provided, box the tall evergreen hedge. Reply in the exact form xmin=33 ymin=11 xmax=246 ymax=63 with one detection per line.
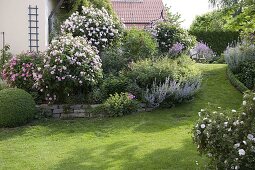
xmin=189 ymin=30 xmax=240 ymax=55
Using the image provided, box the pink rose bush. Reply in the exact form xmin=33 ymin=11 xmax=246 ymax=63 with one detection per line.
xmin=1 ymin=52 xmax=43 ymax=92
xmin=35 ymin=34 xmax=103 ymax=103
xmin=61 ymin=6 xmax=120 ymax=51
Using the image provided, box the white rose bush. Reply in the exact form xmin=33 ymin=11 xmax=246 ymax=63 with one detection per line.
xmin=35 ymin=34 xmax=102 ymax=103
xmin=61 ymin=6 xmax=120 ymax=52
xmin=193 ymin=91 xmax=255 ymax=169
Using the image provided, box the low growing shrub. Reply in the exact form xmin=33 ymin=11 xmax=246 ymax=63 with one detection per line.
xmin=101 ymin=74 xmax=129 ymax=98
xmin=127 ymin=55 xmax=201 ymax=90
xmin=0 ymin=88 xmax=36 ymax=127
xmin=193 ymin=91 xmax=255 ymax=169
xmin=103 ymin=92 xmax=139 ymax=117
xmin=236 ymin=61 xmax=255 ymax=89
xmin=144 ymin=77 xmax=201 ymax=108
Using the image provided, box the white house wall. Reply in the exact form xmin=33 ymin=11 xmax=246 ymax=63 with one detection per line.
xmin=0 ymin=0 xmax=51 ymax=54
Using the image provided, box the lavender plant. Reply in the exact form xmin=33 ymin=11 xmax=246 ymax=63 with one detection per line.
xmin=169 ymin=42 xmax=184 ymax=57
xmin=191 ymin=42 xmax=215 ymax=62
xmin=144 ymin=77 xmax=201 ymax=108
xmin=224 ymin=41 xmax=255 ymax=73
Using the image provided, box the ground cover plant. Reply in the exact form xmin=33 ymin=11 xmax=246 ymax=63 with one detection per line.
xmin=0 ymin=64 xmax=242 ymax=169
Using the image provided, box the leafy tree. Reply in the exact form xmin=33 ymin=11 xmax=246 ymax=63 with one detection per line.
xmin=208 ymin=0 xmax=255 ymax=41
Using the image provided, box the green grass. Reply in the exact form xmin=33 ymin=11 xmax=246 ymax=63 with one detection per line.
xmin=0 ymin=64 xmax=242 ymax=170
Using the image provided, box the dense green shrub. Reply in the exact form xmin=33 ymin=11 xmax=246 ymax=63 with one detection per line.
xmin=101 ymin=75 xmax=129 ymax=98
xmin=237 ymin=61 xmax=255 ymax=89
xmin=0 ymin=80 xmax=8 ymax=91
xmin=103 ymin=92 xmax=139 ymax=117
xmin=190 ymin=30 xmax=240 ymax=55
xmin=122 ymin=29 xmax=157 ymax=61
xmin=101 ymin=45 xmax=128 ymax=74
xmin=193 ymin=91 xmax=255 ymax=169
xmin=0 ymin=88 xmax=36 ymax=127
xmin=154 ymin=22 xmax=195 ymax=54
xmin=127 ymin=55 xmax=201 ymax=89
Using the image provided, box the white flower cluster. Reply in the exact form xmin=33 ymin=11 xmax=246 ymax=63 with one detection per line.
xmin=35 ymin=34 xmax=102 ymax=102
xmin=194 ymin=101 xmax=255 ymax=169
xmin=61 ymin=6 xmax=119 ymax=51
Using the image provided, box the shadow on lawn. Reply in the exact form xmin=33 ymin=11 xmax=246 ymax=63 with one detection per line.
xmin=0 ymin=111 xmax=187 ymax=141
xmin=52 ymin=138 xmax=208 ymax=170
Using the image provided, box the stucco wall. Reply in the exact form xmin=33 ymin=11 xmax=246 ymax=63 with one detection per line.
xmin=0 ymin=0 xmax=54 ymax=54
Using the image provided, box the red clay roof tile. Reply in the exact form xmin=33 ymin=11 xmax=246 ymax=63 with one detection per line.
xmin=111 ymin=0 xmax=164 ymax=27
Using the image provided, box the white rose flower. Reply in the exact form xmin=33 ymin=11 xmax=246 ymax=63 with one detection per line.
xmin=238 ymin=149 xmax=245 ymax=156
xmin=247 ymin=134 xmax=254 ymax=140
xmin=232 ymin=109 xmax=237 ymax=113
xmin=200 ymin=124 xmax=206 ymax=129
xmin=234 ymin=143 xmax=240 ymax=149
xmin=243 ymin=101 xmax=247 ymax=106
xmin=224 ymin=122 xmax=228 ymax=127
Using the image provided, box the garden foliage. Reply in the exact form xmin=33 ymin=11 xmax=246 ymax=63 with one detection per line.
xmin=0 ymin=88 xmax=36 ymax=127
xmin=224 ymin=42 xmax=255 ymax=73
xmin=103 ymin=92 xmax=139 ymax=117
xmin=61 ymin=6 xmax=120 ymax=52
xmin=122 ymin=29 xmax=157 ymax=61
xmin=154 ymin=22 xmax=195 ymax=54
xmin=1 ymin=52 xmax=43 ymax=93
xmin=190 ymin=42 xmax=216 ymax=62
xmin=193 ymin=91 xmax=255 ymax=169
xmin=127 ymin=55 xmax=202 ymax=107
xmin=35 ymin=34 xmax=102 ymax=103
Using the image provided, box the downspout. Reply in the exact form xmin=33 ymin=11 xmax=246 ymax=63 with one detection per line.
xmin=48 ymin=0 xmax=64 ymax=37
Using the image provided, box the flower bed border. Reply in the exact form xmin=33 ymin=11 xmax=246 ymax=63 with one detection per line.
xmin=226 ymin=67 xmax=249 ymax=93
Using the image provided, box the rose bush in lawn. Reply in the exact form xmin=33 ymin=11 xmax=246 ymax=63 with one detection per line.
xmin=193 ymin=91 xmax=255 ymax=169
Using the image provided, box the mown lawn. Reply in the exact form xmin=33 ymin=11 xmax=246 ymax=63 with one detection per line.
xmin=0 ymin=64 xmax=242 ymax=170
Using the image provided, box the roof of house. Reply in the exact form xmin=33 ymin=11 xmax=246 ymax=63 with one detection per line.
xmin=111 ymin=0 xmax=164 ymax=24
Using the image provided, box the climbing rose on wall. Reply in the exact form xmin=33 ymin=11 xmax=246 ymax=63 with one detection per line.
xmin=35 ymin=34 xmax=103 ymax=103
xmin=61 ymin=6 xmax=120 ymax=52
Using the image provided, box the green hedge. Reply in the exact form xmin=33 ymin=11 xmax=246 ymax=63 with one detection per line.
xmin=190 ymin=31 xmax=240 ymax=55
xmin=226 ymin=67 xmax=248 ymax=93
xmin=0 ymin=88 xmax=36 ymax=127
